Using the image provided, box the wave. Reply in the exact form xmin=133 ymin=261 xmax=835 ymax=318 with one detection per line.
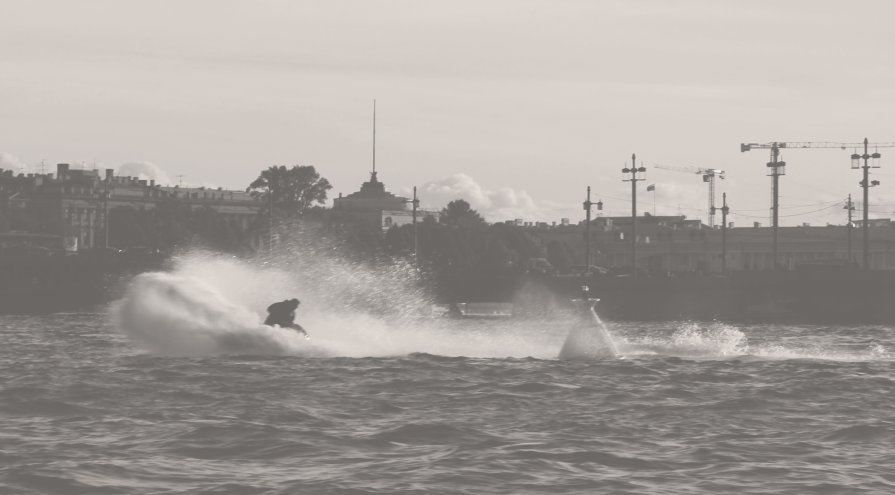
xmin=366 ymin=423 xmax=504 ymax=447
xmin=820 ymin=423 xmax=894 ymax=443
xmin=616 ymin=322 xmax=747 ymax=359
xmin=615 ymin=321 xmax=891 ymax=362
xmin=747 ymin=342 xmax=891 ymax=362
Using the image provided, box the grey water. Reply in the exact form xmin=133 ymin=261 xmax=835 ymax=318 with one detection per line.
xmin=3 ymin=313 xmax=894 ymax=494
xmin=2 ymin=255 xmax=895 ymax=494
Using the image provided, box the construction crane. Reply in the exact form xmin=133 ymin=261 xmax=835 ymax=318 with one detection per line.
xmin=741 ymin=139 xmax=895 ymax=271
xmin=741 ymin=141 xmax=895 ymax=152
xmin=654 ymin=165 xmax=726 ymax=228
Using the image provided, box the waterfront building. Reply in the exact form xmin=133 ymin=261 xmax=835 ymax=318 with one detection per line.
xmin=1 ymin=164 xmax=262 ymax=251
xmin=332 ymin=170 xmax=437 ymax=232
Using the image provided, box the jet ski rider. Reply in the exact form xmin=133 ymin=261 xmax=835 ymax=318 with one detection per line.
xmin=264 ymin=298 xmax=307 ymax=335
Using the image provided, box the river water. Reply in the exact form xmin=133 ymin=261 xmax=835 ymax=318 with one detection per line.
xmin=2 ymin=255 xmax=894 ymax=494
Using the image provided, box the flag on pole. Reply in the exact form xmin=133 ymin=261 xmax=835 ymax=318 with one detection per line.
xmin=646 ymin=184 xmax=655 ymax=192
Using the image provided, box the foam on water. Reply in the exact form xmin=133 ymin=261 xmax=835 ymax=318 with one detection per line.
xmin=617 ymin=321 xmax=892 ymax=362
xmin=620 ymin=322 xmax=748 ymax=358
xmin=747 ymin=341 xmax=892 ymax=362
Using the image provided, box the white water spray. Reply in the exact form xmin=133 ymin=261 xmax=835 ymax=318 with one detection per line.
xmin=558 ymin=295 xmax=622 ymax=360
xmin=112 ymin=271 xmax=325 ymax=356
xmin=112 ymin=253 xmax=894 ymax=362
xmin=112 ymin=251 xmax=562 ymax=358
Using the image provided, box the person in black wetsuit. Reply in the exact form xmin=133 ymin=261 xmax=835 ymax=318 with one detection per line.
xmin=264 ymin=298 xmax=306 ymax=335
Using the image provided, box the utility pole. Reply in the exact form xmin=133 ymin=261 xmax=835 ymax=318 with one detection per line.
xmin=410 ymin=186 xmax=420 ymax=266
xmin=845 ymin=194 xmax=855 ymax=264
xmin=268 ymin=183 xmax=274 ymax=256
xmin=850 ymin=138 xmax=881 ymax=270
xmin=622 ymin=154 xmax=646 ymax=276
xmin=582 ymin=187 xmax=603 ymax=274
xmin=584 ymin=186 xmax=592 ymax=273
xmin=104 ymin=181 xmax=111 ymax=249
xmin=767 ymin=143 xmax=785 ymax=271
xmin=721 ymin=193 xmax=729 ymax=274
xmin=743 ymin=139 xmax=895 ymax=270
xmin=413 ymin=187 xmax=418 ymax=263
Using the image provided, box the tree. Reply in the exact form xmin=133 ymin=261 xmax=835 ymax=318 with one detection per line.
xmin=188 ymin=206 xmax=241 ymax=252
xmin=440 ymin=199 xmax=485 ymax=227
xmin=482 ymin=237 xmax=515 ymax=271
xmin=546 ymin=239 xmax=575 ymax=273
xmin=248 ymin=165 xmax=332 ymax=216
xmin=108 ymin=201 xmax=246 ymax=252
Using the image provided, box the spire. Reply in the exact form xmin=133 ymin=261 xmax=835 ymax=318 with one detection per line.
xmin=371 ymin=99 xmax=377 ymax=182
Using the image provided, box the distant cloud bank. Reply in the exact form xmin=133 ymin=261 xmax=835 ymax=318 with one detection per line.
xmin=408 ymin=173 xmax=578 ymax=223
xmin=0 ymin=152 xmax=27 ymax=173
xmin=117 ymin=161 xmax=174 ymax=186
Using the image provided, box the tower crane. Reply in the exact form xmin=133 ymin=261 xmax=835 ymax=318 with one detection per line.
xmin=654 ymin=165 xmax=726 ymax=228
xmin=741 ymin=139 xmax=895 ymax=270
xmin=741 ymin=141 xmax=895 ymax=152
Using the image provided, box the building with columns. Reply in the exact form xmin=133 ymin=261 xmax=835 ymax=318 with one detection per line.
xmin=2 ymin=163 xmax=262 ymax=251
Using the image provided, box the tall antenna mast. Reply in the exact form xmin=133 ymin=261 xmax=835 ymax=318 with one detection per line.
xmin=372 ymin=99 xmax=377 ymax=177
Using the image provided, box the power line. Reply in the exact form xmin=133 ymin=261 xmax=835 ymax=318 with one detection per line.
xmin=731 ymin=203 xmax=841 ymax=219
xmin=595 ymin=192 xmax=843 ymax=221
xmin=731 ymin=199 xmax=842 ymax=212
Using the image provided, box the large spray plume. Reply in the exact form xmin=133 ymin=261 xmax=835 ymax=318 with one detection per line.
xmin=111 ymin=228 xmax=564 ymax=359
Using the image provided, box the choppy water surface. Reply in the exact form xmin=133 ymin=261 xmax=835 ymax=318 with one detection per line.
xmin=2 ymin=256 xmax=894 ymax=494
xmin=3 ymin=313 xmax=894 ymax=494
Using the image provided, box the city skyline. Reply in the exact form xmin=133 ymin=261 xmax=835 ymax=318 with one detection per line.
xmin=3 ymin=0 xmax=895 ymax=225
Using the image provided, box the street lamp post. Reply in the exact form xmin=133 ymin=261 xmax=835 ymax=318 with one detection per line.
xmin=767 ymin=143 xmax=786 ymax=271
xmin=721 ymin=192 xmax=729 ymax=274
xmin=409 ymin=187 xmax=420 ymax=266
xmin=103 ymin=185 xmax=111 ymax=249
xmin=850 ymin=138 xmax=881 ymax=270
xmin=622 ymin=154 xmax=646 ymax=276
xmin=844 ymin=194 xmax=855 ymax=264
xmin=582 ymin=186 xmax=603 ymax=275
xmin=268 ymin=183 xmax=274 ymax=257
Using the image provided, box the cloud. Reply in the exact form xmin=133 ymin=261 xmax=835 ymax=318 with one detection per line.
xmin=0 ymin=152 xmax=27 ymax=173
xmin=117 ymin=161 xmax=174 ymax=186
xmin=409 ymin=173 xmax=757 ymax=227
xmin=409 ymin=173 xmax=580 ymax=223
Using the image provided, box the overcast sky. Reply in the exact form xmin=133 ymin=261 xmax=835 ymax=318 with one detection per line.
xmin=3 ymin=0 xmax=895 ymax=226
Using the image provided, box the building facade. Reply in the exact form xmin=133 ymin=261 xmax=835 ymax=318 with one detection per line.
xmin=2 ymin=163 xmax=262 ymax=251
xmin=332 ymin=171 xmax=437 ymax=232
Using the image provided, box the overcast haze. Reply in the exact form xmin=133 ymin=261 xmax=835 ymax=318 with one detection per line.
xmin=3 ymin=0 xmax=895 ymax=225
